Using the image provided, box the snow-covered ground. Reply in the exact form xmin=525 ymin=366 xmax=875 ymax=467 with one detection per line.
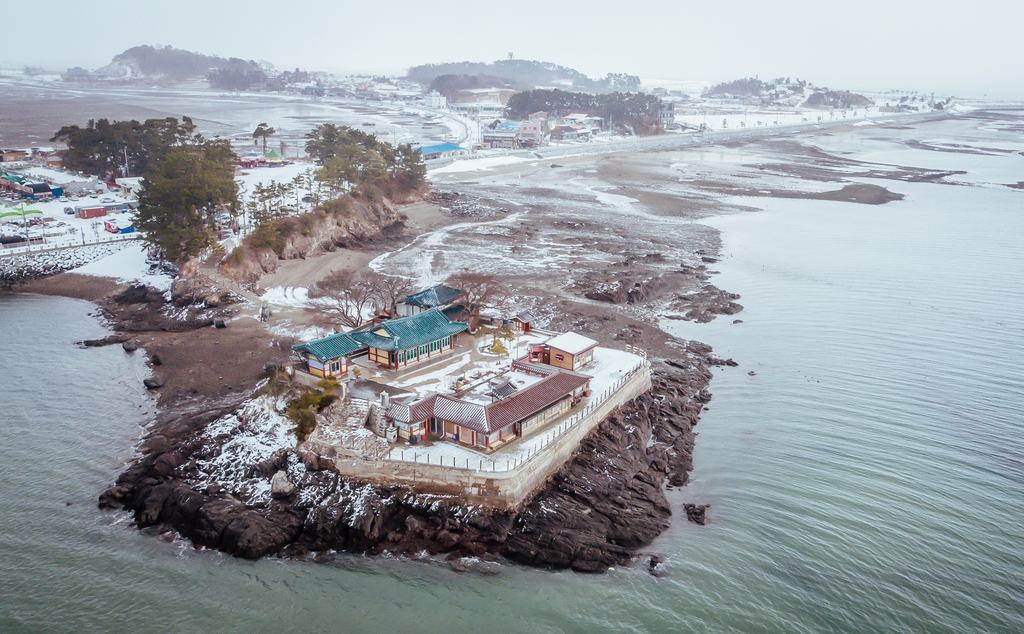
xmin=260 ymin=285 xmax=311 ymax=308
xmin=430 ymin=155 xmax=529 ymax=174
xmin=185 ymin=396 xmax=297 ymax=506
xmin=0 ymin=240 xmax=136 ymax=283
xmin=72 ymin=242 xmax=173 ymax=291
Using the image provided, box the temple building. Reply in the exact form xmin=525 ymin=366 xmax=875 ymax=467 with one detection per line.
xmin=350 ymin=308 xmax=468 ymax=370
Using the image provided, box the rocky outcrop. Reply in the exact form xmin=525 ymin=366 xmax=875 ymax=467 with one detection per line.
xmin=100 ymin=357 xmax=713 ymax=573
xmin=667 ymin=285 xmax=743 ymax=323
xmin=219 ymin=196 xmax=407 ymax=283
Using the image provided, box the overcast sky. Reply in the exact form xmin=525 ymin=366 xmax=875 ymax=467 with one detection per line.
xmin=5 ymin=0 xmax=1023 ymax=98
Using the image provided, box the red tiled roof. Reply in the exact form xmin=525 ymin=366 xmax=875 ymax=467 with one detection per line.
xmin=485 ymin=371 xmax=590 ymax=432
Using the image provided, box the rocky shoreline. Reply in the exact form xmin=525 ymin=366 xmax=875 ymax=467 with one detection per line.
xmin=99 ymin=357 xmax=712 ymax=573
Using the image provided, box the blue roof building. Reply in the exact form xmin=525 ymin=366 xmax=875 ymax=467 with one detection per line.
xmin=350 ymin=308 xmax=468 ymax=370
xmin=291 ymin=332 xmax=366 ymax=378
xmin=417 ymin=143 xmax=466 ymax=161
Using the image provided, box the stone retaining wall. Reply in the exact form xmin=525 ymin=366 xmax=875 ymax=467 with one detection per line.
xmin=316 ymin=365 xmax=653 ymax=509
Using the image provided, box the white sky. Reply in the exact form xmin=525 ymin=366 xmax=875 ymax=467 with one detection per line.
xmin=5 ymin=0 xmax=1023 ymax=98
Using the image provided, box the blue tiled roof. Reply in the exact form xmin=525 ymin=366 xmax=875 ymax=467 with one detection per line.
xmin=291 ymin=332 xmax=365 ymax=361
xmin=418 ymin=143 xmax=463 ymax=155
xmin=349 ymin=307 xmax=468 ymax=352
xmin=404 ymin=283 xmax=463 ymax=308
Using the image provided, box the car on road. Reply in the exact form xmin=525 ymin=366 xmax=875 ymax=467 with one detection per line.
xmin=88 ymin=192 xmax=99 ymax=198
xmin=58 ymin=196 xmax=69 ymax=202
xmin=101 ymin=197 xmax=114 ymax=203
xmin=64 ymin=207 xmax=75 ymax=215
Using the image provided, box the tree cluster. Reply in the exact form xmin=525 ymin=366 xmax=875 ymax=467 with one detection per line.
xmin=134 ymin=139 xmax=239 ymax=263
xmin=429 ymin=73 xmax=515 ymax=100
xmin=504 ymin=90 xmax=665 ymax=135
xmin=408 ymin=59 xmax=639 ymax=93
xmin=208 ymin=69 xmax=269 ymax=91
xmin=304 ymin=124 xmax=426 ymax=197
xmin=51 ymin=117 xmax=198 ymax=180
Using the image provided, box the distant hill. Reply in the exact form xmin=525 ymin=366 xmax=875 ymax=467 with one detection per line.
xmin=407 ymin=59 xmax=640 ymax=96
xmin=703 ymin=76 xmax=871 ymax=109
xmin=95 ymin=45 xmax=265 ymax=81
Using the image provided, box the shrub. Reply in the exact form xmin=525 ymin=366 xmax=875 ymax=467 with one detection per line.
xmin=285 ymin=379 xmax=340 ymax=440
xmin=320 ymin=197 xmax=352 ymax=218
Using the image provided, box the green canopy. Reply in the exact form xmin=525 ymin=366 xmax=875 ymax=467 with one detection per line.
xmin=264 ymin=149 xmax=283 ymax=159
xmin=0 ymin=207 xmax=43 ymax=218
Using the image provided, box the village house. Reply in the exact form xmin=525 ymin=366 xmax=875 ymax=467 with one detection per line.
xmin=291 ymin=332 xmax=365 ymax=378
xmin=507 ymin=309 xmax=536 ymax=333
xmin=114 ymin=177 xmax=144 ymax=199
xmin=350 ymin=308 xmax=468 ymax=370
xmin=518 ymin=120 xmax=545 ymax=147
xmin=527 ymin=331 xmax=598 ymax=371
xmin=481 ymin=121 xmax=521 ymax=149
xmin=418 ymin=143 xmax=467 ymax=161
xmin=1 ymin=150 xmax=29 ymax=163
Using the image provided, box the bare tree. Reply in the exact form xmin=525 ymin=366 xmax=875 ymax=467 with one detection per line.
xmin=308 ymin=269 xmax=381 ymax=328
xmin=372 ymin=273 xmax=416 ymax=315
xmin=445 ymin=270 xmax=509 ymax=315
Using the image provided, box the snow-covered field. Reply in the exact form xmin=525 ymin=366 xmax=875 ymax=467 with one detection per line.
xmin=430 ymin=155 xmax=530 ymax=174
xmin=72 ymin=242 xmax=173 ymax=291
xmin=0 ymin=240 xmax=136 ymax=283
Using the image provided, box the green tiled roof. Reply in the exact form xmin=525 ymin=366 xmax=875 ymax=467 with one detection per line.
xmin=291 ymin=332 xmax=365 ymax=361
xmin=349 ymin=308 xmax=468 ymax=352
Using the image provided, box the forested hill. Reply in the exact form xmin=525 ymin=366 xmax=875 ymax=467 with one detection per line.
xmin=98 ymin=45 xmax=264 ymax=80
xmin=406 ymin=59 xmax=640 ymax=93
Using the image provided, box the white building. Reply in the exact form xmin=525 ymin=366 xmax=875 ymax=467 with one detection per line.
xmin=426 ymin=90 xmax=447 ymax=109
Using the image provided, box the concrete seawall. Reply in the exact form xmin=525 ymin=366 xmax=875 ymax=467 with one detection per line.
xmin=313 ymin=364 xmax=653 ymax=509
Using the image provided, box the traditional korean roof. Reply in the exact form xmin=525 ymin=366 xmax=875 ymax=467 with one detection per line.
xmin=393 ymin=368 xmax=591 ymax=434
xmin=485 ymin=371 xmax=590 ymax=432
xmin=512 ymin=309 xmax=537 ymax=323
xmin=546 ymin=332 xmax=598 ymax=356
xmin=403 ymin=284 xmax=463 ymax=308
xmin=433 ymin=395 xmax=488 ymax=431
xmin=386 ymin=394 xmax=437 ymax=424
xmin=511 ymin=359 xmax=560 ymax=377
xmin=350 ymin=307 xmax=468 ymax=352
xmin=489 ymin=380 xmax=518 ymax=398
xmin=291 ymin=332 xmax=365 ymax=361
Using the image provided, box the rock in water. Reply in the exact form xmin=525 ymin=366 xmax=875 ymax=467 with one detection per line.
xmin=214 ymin=319 xmax=227 ymax=329
xmin=271 ymin=470 xmax=296 ymax=498
xmin=683 ymin=503 xmax=710 ymax=525
xmin=143 ymin=376 xmax=164 ymax=389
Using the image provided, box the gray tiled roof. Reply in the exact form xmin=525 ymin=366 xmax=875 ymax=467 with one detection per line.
xmin=389 ymin=369 xmax=591 ymax=435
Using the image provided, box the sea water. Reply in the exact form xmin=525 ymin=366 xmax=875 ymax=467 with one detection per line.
xmin=1 ymin=115 xmax=1022 ymax=633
